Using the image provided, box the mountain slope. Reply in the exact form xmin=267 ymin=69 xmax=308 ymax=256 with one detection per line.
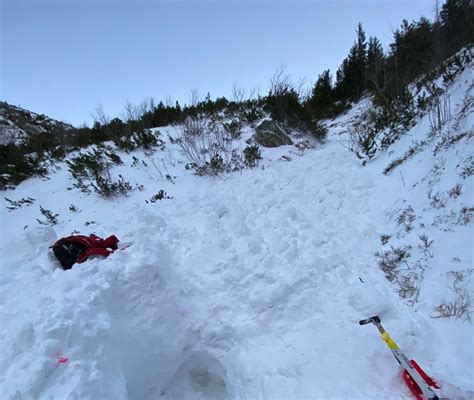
xmin=0 ymin=101 xmax=73 ymax=145
xmin=0 ymin=62 xmax=472 ymax=399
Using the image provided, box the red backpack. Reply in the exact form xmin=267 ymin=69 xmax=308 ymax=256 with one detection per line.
xmin=52 ymin=234 xmax=119 ymax=270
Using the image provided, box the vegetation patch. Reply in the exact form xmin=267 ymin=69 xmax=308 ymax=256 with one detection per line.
xmin=146 ymin=190 xmax=173 ymax=203
xmin=4 ymin=197 xmax=35 ymax=211
xmin=431 ymin=270 xmax=473 ymax=322
xmin=433 ymin=131 xmax=473 ymax=155
xmin=66 ymin=146 xmax=132 ymax=198
xmin=36 ymin=205 xmax=59 ymax=226
xmin=383 ymin=140 xmax=427 ymax=175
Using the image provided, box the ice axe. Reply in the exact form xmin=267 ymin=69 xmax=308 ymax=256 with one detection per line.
xmin=359 ymin=316 xmax=440 ymax=400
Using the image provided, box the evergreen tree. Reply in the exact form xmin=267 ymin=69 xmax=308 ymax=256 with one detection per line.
xmin=440 ymin=0 xmax=474 ymax=55
xmin=309 ymin=70 xmax=334 ymax=117
xmin=385 ymin=18 xmax=433 ymax=96
xmin=334 ymin=23 xmax=368 ymax=101
xmin=366 ymin=36 xmax=386 ymax=96
xmin=334 ymin=59 xmax=348 ymax=99
xmin=354 ymin=22 xmax=368 ymax=94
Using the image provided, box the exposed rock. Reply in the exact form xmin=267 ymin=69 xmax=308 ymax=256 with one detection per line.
xmin=0 ymin=101 xmax=73 ymax=145
xmin=254 ymin=120 xmax=293 ymax=148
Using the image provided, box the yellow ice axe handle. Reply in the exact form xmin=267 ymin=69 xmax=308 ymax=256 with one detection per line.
xmin=381 ymin=332 xmax=400 ymax=350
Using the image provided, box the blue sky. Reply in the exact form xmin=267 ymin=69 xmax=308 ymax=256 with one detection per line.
xmin=2 ymin=0 xmax=434 ymax=126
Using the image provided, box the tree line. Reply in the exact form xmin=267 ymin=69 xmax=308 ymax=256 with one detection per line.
xmin=1 ymin=0 xmax=472 ymax=189
xmin=309 ymin=0 xmax=473 ymax=117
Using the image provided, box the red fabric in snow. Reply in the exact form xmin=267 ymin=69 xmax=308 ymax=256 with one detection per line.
xmin=55 ymin=234 xmax=119 ymax=263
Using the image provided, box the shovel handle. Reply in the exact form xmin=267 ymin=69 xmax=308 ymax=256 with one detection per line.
xmin=359 ymin=316 xmax=381 ymax=325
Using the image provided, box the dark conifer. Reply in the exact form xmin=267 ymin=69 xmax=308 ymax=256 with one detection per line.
xmin=309 ymin=70 xmax=334 ymax=117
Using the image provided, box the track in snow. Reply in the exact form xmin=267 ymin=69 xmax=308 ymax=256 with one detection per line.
xmin=1 ymin=131 xmax=467 ymax=399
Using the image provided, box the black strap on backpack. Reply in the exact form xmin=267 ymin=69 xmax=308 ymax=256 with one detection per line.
xmin=52 ymin=239 xmax=87 ymax=270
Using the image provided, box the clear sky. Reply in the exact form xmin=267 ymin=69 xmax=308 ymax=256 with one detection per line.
xmin=1 ymin=0 xmax=435 ymax=126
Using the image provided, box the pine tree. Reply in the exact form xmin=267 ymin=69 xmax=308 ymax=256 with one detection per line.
xmin=309 ymin=70 xmax=334 ymax=117
xmin=440 ymin=0 xmax=474 ymax=55
xmin=385 ymin=18 xmax=433 ymax=96
xmin=334 ymin=23 xmax=368 ymax=101
xmin=366 ymin=36 xmax=386 ymax=96
xmin=354 ymin=23 xmax=368 ymax=97
xmin=334 ymin=59 xmax=347 ymax=99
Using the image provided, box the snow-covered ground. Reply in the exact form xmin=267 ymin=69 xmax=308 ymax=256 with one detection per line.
xmin=0 ymin=65 xmax=472 ymax=399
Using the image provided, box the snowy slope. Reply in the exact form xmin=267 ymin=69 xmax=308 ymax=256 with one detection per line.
xmin=368 ymin=64 xmax=474 ymax=395
xmin=0 ymin=66 xmax=473 ymax=399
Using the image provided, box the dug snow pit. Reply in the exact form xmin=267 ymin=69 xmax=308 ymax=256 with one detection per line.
xmin=159 ymin=352 xmax=228 ymax=400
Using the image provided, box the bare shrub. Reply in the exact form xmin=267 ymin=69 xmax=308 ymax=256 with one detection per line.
xmin=346 ymin=109 xmax=378 ymax=164
xmin=376 ymin=243 xmax=432 ymax=305
xmin=397 ymin=268 xmax=421 ymax=302
xmin=428 ymin=191 xmax=447 ymax=209
xmin=383 ymin=140 xmax=427 ymax=175
xmin=121 ymin=98 xmax=155 ymax=125
xmin=91 ymin=102 xmax=110 ymax=126
xmin=432 ymin=297 xmax=471 ymax=322
xmin=376 ymin=245 xmax=411 ymax=282
xmin=269 ymin=65 xmax=301 ymax=99
xmin=427 ymin=84 xmax=451 ymax=137
xmin=395 ymin=206 xmax=416 ymax=232
xmin=138 ymin=152 xmax=176 ymax=183
xmin=452 ymin=82 xmax=474 ymax=131
xmin=431 ymin=270 xmax=472 ymax=322
xmin=222 ymin=119 xmax=243 ymax=139
xmin=375 ymin=244 xmax=428 ymax=304
xmin=458 ymin=207 xmax=474 ymax=225
xmin=232 ymin=83 xmax=246 ymax=103
xmin=265 ymin=66 xmax=325 ymax=141
xmin=91 ymin=103 xmax=120 ymax=144
xmin=181 ymin=116 xmax=207 ymax=137
xmin=433 ymin=131 xmax=472 ymax=155
xmin=418 ymin=234 xmax=434 ymax=258
xmin=458 ymin=156 xmax=474 ymax=179
xmin=447 ymin=184 xmax=462 ymax=199
xmin=189 ymin=88 xmax=201 ymax=107
xmin=177 ymin=117 xmax=242 ymax=176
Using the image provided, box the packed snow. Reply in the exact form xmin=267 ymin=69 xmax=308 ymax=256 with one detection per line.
xmin=0 ymin=65 xmax=473 ymax=399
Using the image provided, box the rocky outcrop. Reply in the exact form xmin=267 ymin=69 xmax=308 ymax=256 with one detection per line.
xmin=0 ymin=101 xmax=73 ymax=145
xmin=254 ymin=120 xmax=293 ymax=148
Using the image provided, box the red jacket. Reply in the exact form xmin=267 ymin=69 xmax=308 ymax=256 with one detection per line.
xmin=52 ymin=234 xmax=119 ymax=270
